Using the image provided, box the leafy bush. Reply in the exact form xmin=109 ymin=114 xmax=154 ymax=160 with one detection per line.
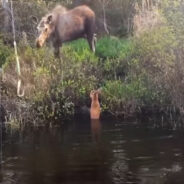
xmin=0 ymin=40 xmax=12 ymax=67
xmin=96 ymin=37 xmax=134 ymax=80
xmin=96 ymin=36 xmax=133 ymax=59
xmin=101 ymin=79 xmax=146 ymax=115
xmin=62 ymin=39 xmax=98 ymax=63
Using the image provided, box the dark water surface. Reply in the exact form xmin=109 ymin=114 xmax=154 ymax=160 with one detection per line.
xmin=0 ymin=120 xmax=184 ymax=184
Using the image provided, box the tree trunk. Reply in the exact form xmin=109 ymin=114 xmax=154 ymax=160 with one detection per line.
xmin=1 ymin=0 xmax=11 ymax=32
xmin=99 ymin=0 xmax=109 ymax=35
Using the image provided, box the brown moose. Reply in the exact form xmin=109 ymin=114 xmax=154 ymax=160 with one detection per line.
xmin=35 ymin=5 xmax=96 ymax=57
xmin=90 ymin=89 xmax=101 ymax=120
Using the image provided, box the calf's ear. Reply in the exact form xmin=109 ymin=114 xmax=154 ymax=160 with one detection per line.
xmin=47 ymin=14 xmax=53 ymax=24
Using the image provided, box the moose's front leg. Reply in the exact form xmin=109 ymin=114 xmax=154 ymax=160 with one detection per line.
xmin=54 ymin=47 xmax=60 ymax=58
xmin=53 ymin=41 xmax=62 ymax=58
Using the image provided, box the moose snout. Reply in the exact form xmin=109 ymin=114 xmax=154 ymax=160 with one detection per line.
xmin=36 ymin=39 xmax=41 ymax=48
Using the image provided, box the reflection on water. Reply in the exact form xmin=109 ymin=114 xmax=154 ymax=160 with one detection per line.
xmin=0 ymin=120 xmax=184 ymax=184
xmin=90 ymin=119 xmax=101 ymax=143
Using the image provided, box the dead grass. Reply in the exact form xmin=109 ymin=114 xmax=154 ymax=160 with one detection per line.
xmin=133 ymin=3 xmax=163 ymax=36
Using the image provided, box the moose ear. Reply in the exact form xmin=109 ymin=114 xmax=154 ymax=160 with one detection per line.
xmin=47 ymin=14 xmax=53 ymax=24
xmin=31 ymin=16 xmax=38 ymax=25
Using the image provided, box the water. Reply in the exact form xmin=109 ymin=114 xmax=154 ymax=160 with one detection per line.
xmin=0 ymin=120 xmax=184 ymax=184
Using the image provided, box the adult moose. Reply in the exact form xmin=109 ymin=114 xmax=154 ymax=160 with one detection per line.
xmin=35 ymin=5 xmax=96 ymax=57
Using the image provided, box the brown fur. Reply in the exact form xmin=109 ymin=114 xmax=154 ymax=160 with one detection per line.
xmin=90 ymin=90 xmax=101 ymax=120
xmin=36 ymin=5 xmax=96 ymax=56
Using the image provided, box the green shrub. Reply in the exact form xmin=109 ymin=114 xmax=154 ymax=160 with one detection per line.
xmin=101 ymin=79 xmax=145 ymax=114
xmin=96 ymin=37 xmax=134 ymax=80
xmin=130 ymin=26 xmax=176 ymax=70
xmin=121 ymin=25 xmax=179 ymax=110
xmin=33 ymin=89 xmax=75 ymax=121
xmin=96 ymin=36 xmax=133 ymax=59
xmin=0 ymin=40 xmax=12 ymax=67
xmin=62 ymin=39 xmax=98 ymax=63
